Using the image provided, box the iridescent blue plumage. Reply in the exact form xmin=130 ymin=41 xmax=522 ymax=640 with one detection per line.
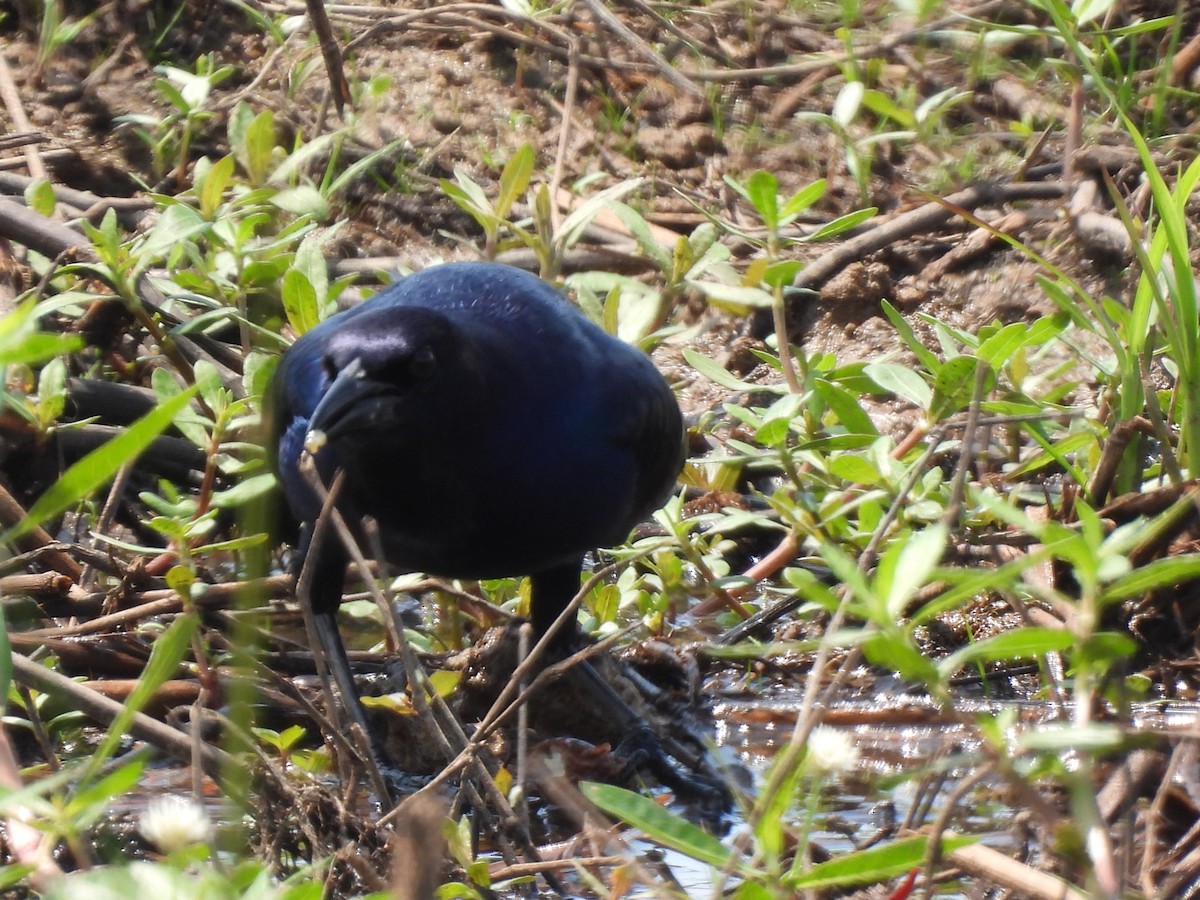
xmin=266 ymin=263 xmax=702 ymax=804
xmin=269 ymin=262 xmax=684 ymax=633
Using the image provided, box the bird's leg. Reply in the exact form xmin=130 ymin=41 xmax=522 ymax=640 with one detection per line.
xmin=295 ymin=523 xmax=415 ymax=804
xmin=309 ymin=606 xmax=392 ymax=771
xmin=530 ymin=565 xmax=732 ymax=813
xmin=529 ymin=564 xmax=585 ymax=644
xmin=573 ymin=652 xmax=731 ymax=811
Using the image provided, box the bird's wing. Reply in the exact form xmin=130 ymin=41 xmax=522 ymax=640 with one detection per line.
xmin=602 ymin=354 xmax=686 ymax=520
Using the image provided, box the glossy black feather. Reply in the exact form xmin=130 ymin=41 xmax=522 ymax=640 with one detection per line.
xmin=267 ymin=261 xmax=684 ymax=626
xmin=260 ymin=263 xmax=737 ymax=808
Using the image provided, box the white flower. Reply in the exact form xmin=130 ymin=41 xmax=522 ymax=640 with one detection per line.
xmin=806 ymin=726 xmax=860 ymax=776
xmin=139 ymin=794 xmax=211 ymax=853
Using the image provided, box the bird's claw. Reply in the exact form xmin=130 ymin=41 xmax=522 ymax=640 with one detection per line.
xmin=615 ymin=724 xmax=733 ymax=818
xmin=374 ymin=760 xmax=434 ymax=805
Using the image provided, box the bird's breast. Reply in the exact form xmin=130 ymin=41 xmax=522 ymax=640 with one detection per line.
xmin=325 ymin=417 xmax=641 ymax=579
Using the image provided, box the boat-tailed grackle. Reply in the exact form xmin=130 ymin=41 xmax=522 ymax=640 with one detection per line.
xmin=266 ymin=261 xmax=725 ymax=808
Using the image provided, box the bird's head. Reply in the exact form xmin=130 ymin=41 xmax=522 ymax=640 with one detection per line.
xmin=303 ymin=305 xmax=471 ymax=455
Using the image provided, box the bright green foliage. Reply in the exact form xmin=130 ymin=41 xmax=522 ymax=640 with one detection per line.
xmin=33 ymin=0 xmax=99 ymax=83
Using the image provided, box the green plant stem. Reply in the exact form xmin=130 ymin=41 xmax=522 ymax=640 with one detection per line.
xmin=773 ymin=286 xmax=802 ymax=393
xmin=749 ymin=586 xmax=850 ymax=826
xmin=787 ymin=772 xmax=823 ymax=883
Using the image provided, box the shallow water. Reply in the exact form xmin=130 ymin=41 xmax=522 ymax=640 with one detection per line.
xmin=658 ymin=687 xmax=1200 ymax=897
xmin=94 ymin=650 xmax=1200 ymax=898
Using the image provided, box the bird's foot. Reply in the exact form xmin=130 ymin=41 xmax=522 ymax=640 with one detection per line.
xmin=376 ymin=762 xmax=435 ymax=803
xmin=356 ymin=731 xmax=434 ymax=806
xmin=615 ymin=723 xmax=733 ymax=819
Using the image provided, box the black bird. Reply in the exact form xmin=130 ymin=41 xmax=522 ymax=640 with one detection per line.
xmin=266 ymin=262 xmax=714 ymax=800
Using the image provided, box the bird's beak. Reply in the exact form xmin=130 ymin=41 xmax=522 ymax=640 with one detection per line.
xmin=304 ymin=358 xmax=393 ymax=455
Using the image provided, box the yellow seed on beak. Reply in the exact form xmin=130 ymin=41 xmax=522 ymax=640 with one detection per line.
xmin=304 ymin=429 xmax=329 ymax=455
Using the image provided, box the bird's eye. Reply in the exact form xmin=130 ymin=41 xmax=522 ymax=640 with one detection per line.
xmin=410 ymin=345 xmax=437 ymax=380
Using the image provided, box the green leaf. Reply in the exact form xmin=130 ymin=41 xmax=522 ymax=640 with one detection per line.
xmin=1018 ymin=722 xmax=1124 ymax=753
xmin=832 ymin=80 xmax=865 ymax=128
xmin=1077 ymin=632 xmax=1137 ymax=668
xmin=244 ymin=108 xmax=277 ymax=185
xmin=686 ymin=221 xmax=719 ymax=264
xmin=828 ymin=454 xmax=882 ymax=484
xmin=139 ymin=203 xmax=208 ymax=266
xmin=817 ymin=541 xmax=873 ymax=607
xmin=908 ymin=554 xmax=1041 ymax=627
xmin=294 ymin=232 xmax=329 ymax=309
xmin=85 ymin=611 xmax=200 ymax=780
xmin=780 ymin=179 xmax=826 ymax=220
xmin=282 ymin=268 xmax=320 ymax=335
xmin=755 ymin=417 xmax=792 ymax=447
xmin=154 ymin=77 xmax=188 ymax=113
xmin=269 ymin=133 xmax=337 ymax=189
xmin=427 ymin=669 xmax=462 ymax=699
xmin=165 ymin=565 xmax=195 ymax=599
xmin=0 ymin=382 xmax=205 ymax=547
xmin=755 ymin=747 xmax=807 ymax=860
xmin=977 ymin=320 xmax=1049 ymax=369
xmin=1073 ymin=0 xmax=1117 ymax=25
xmin=860 ymin=89 xmax=914 ymax=128
xmin=556 ymin=178 xmax=643 ymax=252
xmin=320 ymin=140 xmax=397 ymax=199
xmin=158 ymin=64 xmax=216 ymax=109
xmin=25 ymin=177 xmax=56 ymax=217
xmin=198 ymin=153 xmax=235 ymax=219
xmin=684 ymin=349 xmax=774 ymax=392
xmin=210 ymin=473 xmax=277 ymax=509
xmin=787 ymin=835 xmax=975 ymax=889
xmin=860 ymin=630 xmax=940 ymax=684
xmin=864 ymin=362 xmax=932 ymax=410
xmin=189 ymin=533 xmax=269 ymax=555
xmin=272 ymin=185 xmax=328 ymax=219
xmin=762 ymin=260 xmax=804 ymax=289
xmin=732 ymin=883 xmax=775 ymax=900
xmin=692 ymin=280 xmax=775 ymax=310
xmin=744 ymin=170 xmax=779 ymax=230
xmin=806 ymin=206 xmax=877 ymax=241
xmin=879 ymin=301 xmax=940 ymax=373
xmin=442 ymin=178 xmax=496 ymax=244
xmin=798 ymin=433 xmax=878 ymax=453
xmin=243 ymin=351 xmax=278 ymax=399
xmin=0 ymin=864 xmax=36 ymax=890
xmin=813 ymin=378 xmax=878 ymax=435
xmin=612 ymin=202 xmax=671 ymax=272
xmin=1103 ymin=554 xmax=1200 ymax=601
xmin=580 ymin=782 xmax=743 ymax=871
xmin=0 ymin=603 xmax=10 ymax=719
xmin=193 ymin=359 xmax=224 ymax=412
xmin=151 ymin=368 xmax=209 ymax=446
xmin=67 ymin=756 xmax=146 ymax=821
xmin=43 ymin=861 xmax=256 ymax=899
xmin=1005 ymin=428 xmax=1092 ymax=483
xmin=597 ymin=280 xmax=619 ymax=336
xmin=35 ymin=356 xmax=67 ymax=423
xmin=938 ymin=627 xmax=1075 ymax=679
xmin=0 ymin=328 xmax=80 ymax=367
xmin=227 ymin=102 xmax=254 ymax=169
xmin=883 ymin=523 xmax=946 ymax=618
xmin=495 ymin=143 xmax=534 ymax=221
xmin=590 ymin=583 xmax=620 ymax=623
xmin=930 ymin=355 xmax=992 ymax=420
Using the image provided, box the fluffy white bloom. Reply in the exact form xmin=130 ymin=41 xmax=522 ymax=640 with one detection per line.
xmin=139 ymin=794 xmax=211 ymax=853
xmin=806 ymin=726 xmax=860 ymax=776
